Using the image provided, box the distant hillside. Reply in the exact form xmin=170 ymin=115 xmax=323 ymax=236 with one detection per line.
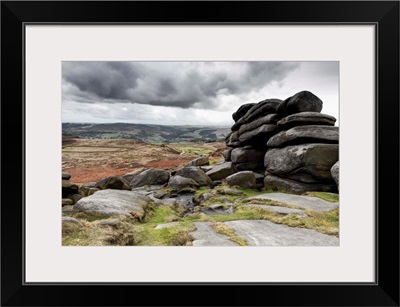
xmin=62 ymin=123 xmax=231 ymax=144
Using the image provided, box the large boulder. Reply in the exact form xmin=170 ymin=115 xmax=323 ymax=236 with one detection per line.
xmin=238 ymin=124 xmax=277 ymax=146
xmin=231 ymin=99 xmax=281 ymax=131
xmin=167 ymin=175 xmax=199 ymax=190
xmin=185 ymin=157 xmax=209 ymax=167
xmin=130 ymin=169 xmax=170 ymax=188
xmin=225 ymin=131 xmax=241 ymax=148
xmin=234 ymin=161 xmax=264 ymax=172
xmin=277 ymin=91 xmax=323 ymax=118
xmin=222 ymin=149 xmax=232 ymax=161
xmin=264 ymin=173 xmax=337 ymax=194
xmin=331 ymin=161 xmax=339 ymax=189
xmin=206 ymin=162 xmax=236 ymax=181
xmin=238 ymin=113 xmax=278 ymax=135
xmin=175 ymin=166 xmax=214 ymax=187
xmin=95 ymin=176 xmax=130 ymax=190
xmin=232 ymin=103 xmax=256 ymax=122
xmin=122 ymin=168 xmax=147 ymax=183
xmin=277 ymin=112 xmax=336 ymax=131
xmin=267 ymin=125 xmax=339 ymax=148
xmin=74 ymin=189 xmax=151 ymax=217
xmin=225 ymin=171 xmax=256 ymax=189
xmin=231 ymin=147 xmax=265 ymax=164
xmin=264 ymin=144 xmax=339 ymax=183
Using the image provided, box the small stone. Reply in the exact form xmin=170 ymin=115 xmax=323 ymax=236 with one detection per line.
xmin=185 ymin=157 xmax=209 ymax=167
xmin=175 ymin=166 xmax=214 ymax=188
xmin=155 ymin=222 xmax=180 ymax=229
xmin=225 ymin=171 xmax=256 ymax=189
xmin=206 ymin=162 xmax=236 ymax=181
xmin=130 ymin=169 xmax=170 ymax=188
xmin=62 ymin=172 xmax=71 ymax=180
xmin=70 ymin=194 xmax=83 ymax=204
xmin=62 ymin=198 xmax=73 ymax=206
xmin=167 ymin=175 xmax=199 ymax=190
xmin=331 ymin=161 xmax=339 ymax=189
xmin=62 ymin=216 xmax=82 ymax=226
xmin=95 ymin=176 xmax=130 ymax=190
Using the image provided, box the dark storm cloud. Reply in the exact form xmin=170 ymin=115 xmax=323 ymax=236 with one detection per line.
xmin=63 ymin=62 xmax=143 ymax=100
xmin=62 ymin=61 xmax=300 ymax=109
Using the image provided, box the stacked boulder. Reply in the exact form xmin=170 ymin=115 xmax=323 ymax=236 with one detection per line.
xmin=225 ymin=91 xmax=339 ymax=194
xmin=61 ymin=172 xmax=81 ymax=206
xmin=224 ymin=98 xmax=281 ymax=173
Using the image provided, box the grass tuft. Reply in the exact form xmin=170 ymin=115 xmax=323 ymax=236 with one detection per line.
xmin=212 ymin=222 xmax=247 ymax=246
xmin=303 ymin=192 xmax=339 ymax=202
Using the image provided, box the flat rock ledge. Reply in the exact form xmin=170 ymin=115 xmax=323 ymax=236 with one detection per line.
xmin=244 ymin=204 xmax=307 ymax=217
xmin=190 ymin=222 xmax=239 ymax=246
xmin=248 ymin=193 xmax=338 ymax=212
xmin=225 ymin=220 xmax=339 ymax=246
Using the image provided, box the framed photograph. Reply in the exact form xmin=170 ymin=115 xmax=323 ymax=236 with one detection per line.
xmin=1 ymin=1 xmax=399 ymax=306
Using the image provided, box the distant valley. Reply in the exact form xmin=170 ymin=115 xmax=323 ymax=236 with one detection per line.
xmin=62 ymin=123 xmax=231 ymax=144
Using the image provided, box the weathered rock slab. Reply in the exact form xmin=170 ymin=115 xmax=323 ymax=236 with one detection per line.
xmin=225 ymin=220 xmax=339 ymax=246
xmin=74 ymin=189 xmax=151 ymax=217
xmin=190 ymin=222 xmax=239 ymax=246
xmin=277 ymin=112 xmax=336 ymax=131
xmin=239 ymin=124 xmax=277 ymax=146
xmin=238 ymin=113 xmax=278 ymax=135
xmin=206 ymin=162 xmax=236 ymax=181
xmin=232 ymin=103 xmax=256 ymax=122
xmin=248 ymin=192 xmax=338 ymax=212
xmin=264 ymin=144 xmax=339 ymax=182
xmin=231 ymin=147 xmax=265 ymax=164
xmin=244 ymin=204 xmax=308 ymax=216
xmin=232 ymin=99 xmax=281 ymax=131
xmin=267 ymin=125 xmax=339 ymax=148
xmin=264 ymin=173 xmax=337 ymax=194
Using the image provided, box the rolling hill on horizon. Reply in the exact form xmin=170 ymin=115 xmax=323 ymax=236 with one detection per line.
xmin=62 ymin=122 xmax=231 ymax=144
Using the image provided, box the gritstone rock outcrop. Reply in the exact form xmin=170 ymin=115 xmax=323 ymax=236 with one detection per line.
xmin=223 ymin=90 xmax=339 ymax=194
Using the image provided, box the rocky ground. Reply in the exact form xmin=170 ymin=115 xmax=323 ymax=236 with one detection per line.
xmin=62 ymin=160 xmax=339 ymax=247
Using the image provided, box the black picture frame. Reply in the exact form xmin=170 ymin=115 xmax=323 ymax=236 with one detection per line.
xmin=1 ymin=1 xmax=399 ymax=306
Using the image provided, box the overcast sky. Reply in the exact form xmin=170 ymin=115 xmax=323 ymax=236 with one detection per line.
xmin=62 ymin=61 xmax=339 ymax=126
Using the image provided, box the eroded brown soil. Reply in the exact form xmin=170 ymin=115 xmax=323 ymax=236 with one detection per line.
xmin=62 ymin=138 xmax=226 ymax=184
